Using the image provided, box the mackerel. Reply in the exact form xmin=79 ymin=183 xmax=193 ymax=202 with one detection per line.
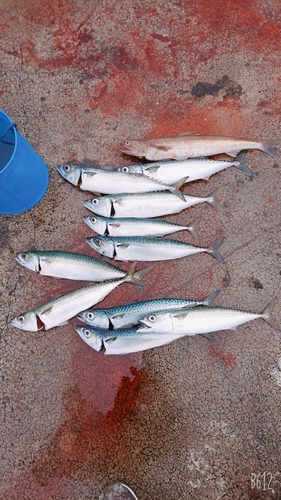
xmin=75 ymin=325 xmax=188 ymax=354
xmin=57 ymin=163 xmax=186 ymax=200
xmin=118 ymin=152 xmax=253 ymax=184
xmin=83 ymin=214 xmax=201 ymax=240
xmin=77 ymin=290 xmax=220 ymax=329
xmin=138 ymin=298 xmax=280 ymax=336
xmin=15 ymin=250 xmax=150 ymax=281
xmin=86 ymin=235 xmax=224 ymax=263
xmin=84 ymin=186 xmax=224 ymax=218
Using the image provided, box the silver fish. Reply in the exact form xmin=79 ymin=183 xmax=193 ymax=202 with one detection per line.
xmin=120 ymin=133 xmax=279 ymax=160
xmin=86 ymin=235 xmax=224 ymax=263
xmin=75 ymin=325 xmax=188 ymax=354
xmin=83 ymin=214 xmax=201 ymax=240
xmin=84 ymin=186 xmax=224 ymax=218
xmin=11 ymin=263 xmax=149 ymax=331
xmin=138 ymin=298 xmax=280 ymax=336
xmin=15 ymin=250 xmax=149 ymax=281
xmin=118 ymin=152 xmax=253 ymax=185
xmin=57 ymin=163 xmax=186 ymax=200
xmin=77 ymin=290 xmax=220 ymax=329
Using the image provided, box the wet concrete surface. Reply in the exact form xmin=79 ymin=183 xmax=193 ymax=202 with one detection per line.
xmin=1 ymin=1 xmax=281 ymax=499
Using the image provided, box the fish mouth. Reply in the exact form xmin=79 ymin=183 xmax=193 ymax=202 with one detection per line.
xmin=137 ymin=320 xmax=152 ymax=331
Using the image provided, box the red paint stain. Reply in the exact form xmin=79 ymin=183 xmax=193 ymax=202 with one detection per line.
xmin=208 ymin=344 xmax=236 ymax=369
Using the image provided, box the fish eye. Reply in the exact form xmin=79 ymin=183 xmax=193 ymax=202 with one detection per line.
xmin=18 ymin=316 xmax=25 ymax=323
xmin=125 ymin=140 xmax=130 ymax=146
xmin=63 ymin=164 xmax=70 ymax=172
xmin=84 ymin=329 xmax=91 ymax=338
xmin=92 ymin=198 xmax=99 ymax=205
xmin=87 ymin=312 xmax=95 ymax=320
xmin=148 ymin=315 xmax=156 ymax=323
xmin=21 ymin=253 xmax=28 ymax=259
xmin=91 ymin=217 xmax=97 ymax=224
xmin=122 ymin=166 xmax=129 ymax=172
xmin=94 ymin=238 xmax=101 ymax=246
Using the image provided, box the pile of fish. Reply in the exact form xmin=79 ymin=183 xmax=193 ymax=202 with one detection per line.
xmin=12 ymin=132 xmax=280 ymax=354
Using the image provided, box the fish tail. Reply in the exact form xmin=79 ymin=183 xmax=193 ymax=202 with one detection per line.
xmin=262 ymin=297 xmax=281 ymax=332
xmin=170 ymin=177 xmax=189 ymax=201
xmin=260 ymin=140 xmax=279 ymax=158
xmin=234 ymin=151 xmax=254 ymax=176
xmin=206 ymin=186 xmax=224 ymax=213
xmin=126 ymin=261 xmax=154 ymax=287
xmin=208 ymin=237 xmax=225 ymax=263
xmin=202 ymin=289 xmax=220 ymax=306
xmin=187 ymin=216 xmax=202 ymax=241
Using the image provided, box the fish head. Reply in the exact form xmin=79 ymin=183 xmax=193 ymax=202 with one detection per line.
xmin=57 ymin=164 xmax=82 ymax=186
xmin=75 ymin=325 xmax=103 ymax=351
xmin=77 ymin=310 xmax=111 ymax=329
xmin=83 ymin=215 xmax=107 ymax=235
xmin=138 ymin=311 xmax=173 ymax=333
xmin=84 ymin=196 xmax=112 ymax=217
xmin=117 ymin=164 xmax=143 ymax=174
xmin=86 ymin=236 xmax=115 ymax=258
xmin=15 ymin=251 xmax=40 ymax=272
xmin=120 ymin=139 xmax=149 ymax=158
xmin=11 ymin=310 xmax=40 ymax=331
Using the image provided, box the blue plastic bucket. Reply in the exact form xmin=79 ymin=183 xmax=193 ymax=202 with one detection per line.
xmin=0 ymin=109 xmax=49 ymax=214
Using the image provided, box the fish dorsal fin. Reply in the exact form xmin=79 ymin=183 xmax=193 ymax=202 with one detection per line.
xmin=30 ymin=245 xmax=38 ymax=251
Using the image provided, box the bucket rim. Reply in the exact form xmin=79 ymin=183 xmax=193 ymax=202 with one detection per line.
xmin=0 ymin=109 xmax=17 ymax=176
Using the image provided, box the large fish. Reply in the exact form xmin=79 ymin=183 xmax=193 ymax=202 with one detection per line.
xmin=11 ymin=263 xmax=149 ymax=332
xmin=15 ymin=250 xmax=150 ymax=281
xmin=83 ymin=214 xmax=201 ymax=240
xmin=118 ymin=152 xmax=253 ymax=184
xmin=57 ymin=163 xmax=186 ymax=200
xmin=86 ymin=235 xmax=224 ymax=263
xmin=75 ymin=325 xmax=188 ymax=354
xmin=138 ymin=298 xmax=280 ymax=336
xmin=120 ymin=133 xmax=279 ymax=160
xmin=77 ymin=290 xmax=220 ymax=329
xmin=84 ymin=186 xmax=223 ymax=218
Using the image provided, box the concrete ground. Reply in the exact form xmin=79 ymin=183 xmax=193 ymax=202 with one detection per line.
xmin=1 ymin=1 xmax=281 ymax=499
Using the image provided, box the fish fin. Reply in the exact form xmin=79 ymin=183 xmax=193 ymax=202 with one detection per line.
xmin=260 ymin=140 xmax=279 ymax=158
xmin=177 ymin=131 xmax=200 ymax=136
xmin=208 ymin=237 xmax=225 ymax=263
xmin=57 ymin=321 xmax=69 ymax=326
xmin=171 ymin=155 xmax=189 ymax=160
xmin=187 ymin=216 xmax=202 ymax=241
xmin=169 ymin=177 xmax=189 ymax=201
xmin=206 ymin=186 xmax=224 ymax=213
xmin=30 ymin=245 xmax=38 ymax=251
xmin=109 ymin=223 xmax=121 ymax=228
xmin=112 ymin=313 xmax=125 ymax=319
xmin=114 ymin=198 xmax=124 ymax=206
xmin=117 ymin=243 xmax=131 ymax=249
xmin=174 ymin=311 xmax=190 ymax=320
xmin=126 ymin=262 xmax=154 ymax=288
xmin=146 ymin=165 xmax=161 ymax=174
xmin=151 ymin=142 xmax=171 ymax=152
xmin=84 ymin=171 xmax=97 ymax=178
xmin=201 ymin=333 xmax=215 ymax=341
xmin=40 ymin=306 xmax=53 ymax=316
xmin=262 ymin=297 xmax=281 ymax=332
xmin=202 ymin=289 xmax=220 ymax=306
xmin=234 ymin=150 xmax=254 ymax=175
xmin=104 ymin=336 xmax=118 ymax=344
